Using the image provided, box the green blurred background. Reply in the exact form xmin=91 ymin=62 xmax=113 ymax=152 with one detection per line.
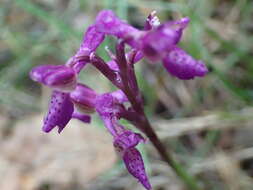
xmin=0 ymin=0 xmax=253 ymax=189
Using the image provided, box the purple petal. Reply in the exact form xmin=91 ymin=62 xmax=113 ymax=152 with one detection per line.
xmin=80 ymin=24 xmax=105 ymax=54
xmin=30 ymin=65 xmax=76 ymax=92
xmin=70 ymin=83 xmax=97 ymax=114
xmin=72 ymin=111 xmax=91 ymax=123
xmin=163 ymin=17 xmax=190 ymax=43
xmin=163 ymin=46 xmax=208 ymax=80
xmin=140 ymin=21 xmax=185 ymax=61
xmin=95 ymin=10 xmax=140 ymax=47
xmin=123 ymin=148 xmax=152 ymax=190
xmin=66 ymin=25 xmax=104 ymax=74
xmin=43 ymin=91 xmax=74 ymax=133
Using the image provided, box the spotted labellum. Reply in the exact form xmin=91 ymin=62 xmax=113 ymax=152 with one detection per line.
xmin=30 ymin=9 xmax=208 ymax=190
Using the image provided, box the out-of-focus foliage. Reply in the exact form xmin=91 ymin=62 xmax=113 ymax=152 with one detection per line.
xmin=1 ymin=0 xmax=253 ymax=189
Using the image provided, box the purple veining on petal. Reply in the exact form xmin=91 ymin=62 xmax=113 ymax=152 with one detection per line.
xmin=70 ymin=83 xmax=97 ymax=114
xmin=30 ymin=64 xmax=76 ymax=92
xmin=43 ymin=91 xmax=74 ymax=133
xmin=72 ymin=111 xmax=91 ymax=123
xmin=123 ymin=148 xmax=152 ymax=190
xmin=162 ymin=46 xmax=208 ymax=80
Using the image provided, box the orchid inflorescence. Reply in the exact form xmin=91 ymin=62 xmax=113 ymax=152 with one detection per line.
xmin=30 ymin=10 xmax=208 ymax=190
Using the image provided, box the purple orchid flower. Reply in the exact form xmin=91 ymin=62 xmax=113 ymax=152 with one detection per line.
xmin=30 ymin=65 xmax=93 ymax=133
xmin=95 ymin=10 xmax=208 ymax=80
xmin=30 ymin=10 xmax=207 ymax=190
xmin=95 ymin=92 xmax=151 ymax=189
xmin=114 ymin=131 xmax=151 ymax=190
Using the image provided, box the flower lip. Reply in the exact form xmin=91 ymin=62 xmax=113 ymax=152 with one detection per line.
xmin=43 ymin=91 xmax=74 ymax=133
xmin=162 ymin=46 xmax=208 ymax=80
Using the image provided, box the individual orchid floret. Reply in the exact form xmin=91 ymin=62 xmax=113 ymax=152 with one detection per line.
xmin=30 ymin=64 xmax=76 ymax=92
xmin=162 ymin=46 xmax=208 ymax=80
xmin=114 ymin=130 xmax=151 ymax=190
xmin=70 ymin=83 xmax=97 ymax=114
xmin=95 ymin=10 xmax=189 ymax=62
xmin=43 ymin=91 xmax=74 ymax=133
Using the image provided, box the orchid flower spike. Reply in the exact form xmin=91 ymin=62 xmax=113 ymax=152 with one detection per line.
xmin=30 ymin=9 xmax=209 ymax=189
